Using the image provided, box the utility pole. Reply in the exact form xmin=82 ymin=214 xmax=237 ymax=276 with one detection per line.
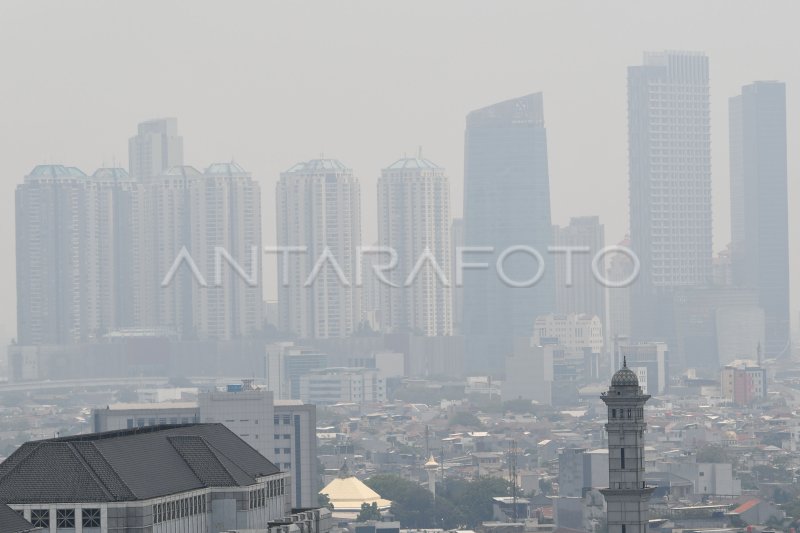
xmin=508 ymin=440 xmax=518 ymax=522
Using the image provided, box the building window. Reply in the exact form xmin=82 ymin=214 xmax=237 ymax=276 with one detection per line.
xmin=56 ymin=509 xmax=75 ymax=528
xmin=83 ymin=508 xmax=101 ymax=527
xmin=622 ymin=525 xmax=626 ymax=533
xmin=282 ymin=415 xmax=291 ymax=424
xmin=274 ymin=415 xmax=280 ymax=425
xmin=31 ymin=509 xmax=49 ymax=528
xmin=284 ymin=448 xmax=291 ymax=454
xmin=126 ymin=418 xmax=134 ymax=429
xmin=620 ymin=448 xmax=625 ymax=469
xmin=611 ymin=409 xmax=616 ymax=418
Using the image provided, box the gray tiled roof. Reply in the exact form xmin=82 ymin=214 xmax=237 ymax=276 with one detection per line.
xmin=0 ymin=424 xmax=279 ymax=504
xmin=0 ymin=504 xmax=38 ymax=532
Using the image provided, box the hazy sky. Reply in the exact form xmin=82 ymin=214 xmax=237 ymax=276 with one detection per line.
xmin=2 ymin=1 xmax=799 ymax=345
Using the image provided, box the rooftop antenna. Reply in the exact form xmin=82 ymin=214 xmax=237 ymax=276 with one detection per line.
xmin=757 ymin=342 xmax=762 ymax=366
xmin=623 ymin=355 xmax=627 ymax=368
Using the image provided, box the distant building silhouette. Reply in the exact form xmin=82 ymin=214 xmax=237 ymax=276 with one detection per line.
xmin=128 ymin=117 xmax=184 ymax=181
xmin=553 ymin=216 xmax=606 ymax=333
xmin=729 ymin=81 xmax=790 ymax=358
xmin=462 ymin=93 xmax=555 ymax=374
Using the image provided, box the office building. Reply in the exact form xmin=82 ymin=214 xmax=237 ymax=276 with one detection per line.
xmin=628 ymin=51 xmax=712 ymax=343
xmin=266 ymin=342 xmax=330 ymax=400
xmin=533 ymin=313 xmax=603 ymax=354
xmin=615 ymin=342 xmax=668 ymax=395
xmin=276 ymin=159 xmax=362 ymax=339
xmin=721 ymin=360 xmax=767 ymax=406
xmin=729 ymin=81 xmax=791 ymax=358
xmin=92 ymin=385 xmax=319 ymax=509
xmin=462 ymin=93 xmax=555 ymax=373
xmin=377 ymin=155 xmax=452 ymax=336
xmin=298 ymin=367 xmax=385 ymax=405
xmin=606 ymin=236 xmax=633 ymax=350
xmin=672 ymin=286 xmax=761 ymax=370
xmin=558 ymin=448 xmax=609 ymax=498
xmin=128 ymin=117 xmax=184 ymax=182
xmin=451 ymin=218 xmax=464 ymax=334
xmin=0 ymin=424 xmax=329 ymax=533
xmin=553 ymin=216 xmax=606 ymax=329
xmin=502 ymin=339 xmax=553 ymax=405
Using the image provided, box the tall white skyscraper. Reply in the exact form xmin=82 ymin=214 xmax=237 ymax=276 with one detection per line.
xmin=377 ymin=155 xmax=452 ymax=336
xmin=16 ymin=165 xmax=137 ymax=344
xmin=128 ymin=118 xmax=184 ymax=181
xmin=628 ymin=51 xmax=712 ymax=342
xmin=143 ymin=163 xmax=263 ymax=339
xmin=276 ymin=159 xmax=362 ymax=338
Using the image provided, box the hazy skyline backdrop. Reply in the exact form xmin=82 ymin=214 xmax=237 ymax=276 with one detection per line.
xmin=2 ymin=0 xmax=799 ymax=346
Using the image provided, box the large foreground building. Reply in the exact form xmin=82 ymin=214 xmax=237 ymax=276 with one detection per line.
xmin=91 ymin=385 xmax=318 ymax=509
xmin=0 ymin=424 xmax=330 ymax=533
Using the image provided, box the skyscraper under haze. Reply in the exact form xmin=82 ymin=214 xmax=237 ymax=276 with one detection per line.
xmin=276 ymin=159 xmax=362 ymax=339
xmin=628 ymin=51 xmax=712 ymax=344
xmin=16 ymin=165 xmax=138 ymax=345
xmin=143 ymin=163 xmax=263 ymax=340
xmin=462 ymin=93 xmax=555 ymax=373
xmin=553 ymin=216 xmax=606 ymax=329
xmin=128 ymin=118 xmax=184 ymax=181
xmin=378 ymin=155 xmax=452 ymax=336
xmin=729 ymin=81 xmax=790 ymax=357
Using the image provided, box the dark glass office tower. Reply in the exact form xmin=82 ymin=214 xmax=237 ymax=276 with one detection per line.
xmin=462 ymin=93 xmax=555 ymax=374
xmin=729 ymin=81 xmax=791 ymax=358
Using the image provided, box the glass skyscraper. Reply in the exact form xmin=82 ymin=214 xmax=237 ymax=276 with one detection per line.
xmin=729 ymin=81 xmax=790 ymax=358
xmin=462 ymin=93 xmax=555 ymax=374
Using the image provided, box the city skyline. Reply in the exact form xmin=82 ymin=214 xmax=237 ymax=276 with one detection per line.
xmin=3 ymin=2 xmax=800 ymax=347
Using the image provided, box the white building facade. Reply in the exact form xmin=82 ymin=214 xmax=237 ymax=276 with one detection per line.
xmin=276 ymin=159 xmax=362 ymax=339
xmin=377 ymin=156 xmax=452 ymax=336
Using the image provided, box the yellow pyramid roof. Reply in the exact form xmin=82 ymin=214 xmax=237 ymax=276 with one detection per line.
xmin=319 ymin=476 xmax=392 ymax=512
